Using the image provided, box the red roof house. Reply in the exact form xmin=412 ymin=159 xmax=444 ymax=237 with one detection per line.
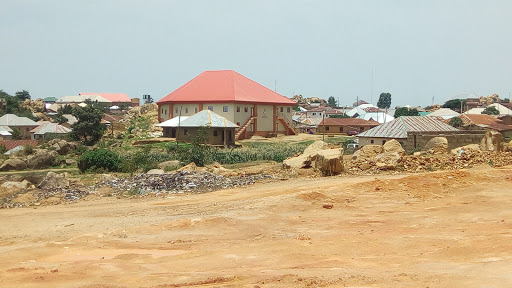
xmin=157 ymin=70 xmax=296 ymax=140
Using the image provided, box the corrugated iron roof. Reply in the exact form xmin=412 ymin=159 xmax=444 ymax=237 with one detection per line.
xmin=458 ymin=114 xmax=512 ymax=131
xmin=30 ymin=122 xmax=72 ymax=135
xmin=157 ymin=70 xmax=296 ymax=105
xmin=319 ymin=118 xmax=379 ymax=126
xmin=0 ymin=140 xmax=39 ymax=150
xmin=57 ymin=95 xmax=112 ymax=103
xmin=156 ymin=116 xmax=190 ymax=127
xmin=79 ymin=93 xmax=131 ymax=103
xmin=0 ymin=114 xmax=38 ymax=126
xmin=178 ymin=110 xmax=238 ymax=128
xmin=427 ymin=108 xmax=460 ymax=117
xmin=358 ymin=116 xmax=459 ymax=139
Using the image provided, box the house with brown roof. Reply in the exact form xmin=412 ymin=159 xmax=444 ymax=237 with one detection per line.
xmin=317 ymin=118 xmax=379 ymax=135
xmin=156 ymin=70 xmax=296 ymax=140
xmin=456 ymin=114 xmax=512 ymax=138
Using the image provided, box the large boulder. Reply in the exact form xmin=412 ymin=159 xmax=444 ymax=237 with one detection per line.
xmin=451 ymin=144 xmax=481 ymax=155
xmin=0 ymin=159 xmax=28 ymax=171
xmin=283 ymin=141 xmax=329 ymax=169
xmin=375 ymin=152 xmax=401 ymax=170
xmin=25 ymin=150 xmax=59 ymax=169
xmin=1 ymin=180 xmax=33 ymax=190
xmin=480 ymin=131 xmax=503 ymax=152
xmin=315 ymin=148 xmax=344 ymax=175
xmin=38 ymin=172 xmax=69 ymax=189
xmin=352 ymin=145 xmax=383 ymax=161
xmin=504 ymin=140 xmax=512 ymax=152
xmin=382 ymin=139 xmax=405 ymax=156
xmin=50 ymin=140 xmax=77 ymax=155
xmin=424 ymin=137 xmax=448 ymax=154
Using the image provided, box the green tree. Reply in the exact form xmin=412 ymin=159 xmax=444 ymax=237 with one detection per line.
xmin=118 ymin=102 xmax=131 ymax=111
xmin=394 ymin=107 xmax=420 ymax=118
xmin=58 ymin=104 xmax=74 ymax=114
xmin=189 ymin=126 xmax=211 ymax=166
xmin=327 ymin=96 xmax=337 ymax=108
xmin=449 ymin=117 xmax=463 ymax=128
xmin=329 ymin=114 xmax=350 ymax=118
xmin=11 ymin=127 xmax=21 ymax=140
xmin=482 ymin=106 xmax=500 ymax=115
xmin=15 ymin=90 xmax=31 ymax=101
xmin=54 ymin=114 xmax=68 ymax=124
xmin=443 ymin=99 xmax=465 ymax=112
xmin=377 ymin=92 xmax=392 ymax=109
xmin=503 ymin=98 xmax=510 ymax=103
xmin=292 ymin=105 xmax=301 ymax=111
xmin=70 ymin=100 xmax=107 ymax=145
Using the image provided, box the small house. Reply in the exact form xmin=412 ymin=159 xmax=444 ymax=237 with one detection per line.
xmin=0 ymin=114 xmax=39 ymax=139
xmin=317 ymin=118 xmax=379 ymax=134
xmin=30 ymin=122 xmax=72 ymax=140
xmin=160 ymin=110 xmax=238 ymax=146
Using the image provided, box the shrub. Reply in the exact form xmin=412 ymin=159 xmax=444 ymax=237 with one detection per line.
xmin=23 ymin=145 xmax=34 ymax=155
xmin=78 ymin=149 xmax=120 ymax=172
xmin=0 ymin=145 xmax=7 ymax=154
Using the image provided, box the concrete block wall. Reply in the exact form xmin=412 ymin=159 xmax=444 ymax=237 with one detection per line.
xmin=406 ymin=131 xmax=487 ymax=151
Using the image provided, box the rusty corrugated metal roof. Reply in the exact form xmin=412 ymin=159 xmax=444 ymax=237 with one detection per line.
xmin=358 ymin=116 xmax=459 ymax=139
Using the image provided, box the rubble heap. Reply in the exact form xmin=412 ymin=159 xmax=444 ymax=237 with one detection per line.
xmin=101 ymin=171 xmax=273 ymax=195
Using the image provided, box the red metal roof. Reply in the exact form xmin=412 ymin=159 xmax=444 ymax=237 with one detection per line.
xmin=0 ymin=140 xmax=39 ymax=150
xmin=319 ymin=118 xmax=380 ymax=126
xmin=79 ymin=93 xmax=131 ymax=103
xmin=157 ymin=70 xmax=296 ymax=105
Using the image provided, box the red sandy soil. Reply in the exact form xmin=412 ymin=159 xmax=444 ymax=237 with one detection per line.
xmin=1 ymin=166 xmax=512 ymax=287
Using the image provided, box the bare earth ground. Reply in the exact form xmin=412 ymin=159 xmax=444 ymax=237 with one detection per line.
xmin=1 ymin=166 xmax=512 ymax=287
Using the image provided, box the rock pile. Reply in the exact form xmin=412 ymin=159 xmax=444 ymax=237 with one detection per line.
xmin=47 ymin=139 xmax=78 ymax=155
xmin=0 ymin=149 xmax=59 ymax=171
xmin=283 ymin=141 xmax=344 ymax=175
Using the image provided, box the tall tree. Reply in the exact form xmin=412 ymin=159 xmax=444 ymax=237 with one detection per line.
xmin=377 ymin=93 xmax=392 ymax=109
xmin=15 ymin=90 xmax=31 ymax=101
xmin=481 ymin=106 xmax=499 ymax=115
xmin=394 ymin=107 xmax=420 ymax=118
xmin=70 ymin=100 xmax=107 ymax=146
xmin=443 ymin=99 xmax=465 ymax=112
xmin=327 ymin=96 xmax=337 ymax=108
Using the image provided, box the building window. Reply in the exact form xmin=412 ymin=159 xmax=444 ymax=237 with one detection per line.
xmin=244 ymin=107 xmax=248 ymax=113
xmin=223 ymin=106 xmax=228 ymax=112
xmin=185 ymin=108 xmax=188 ymax=113
xmin=382 ymin=140 xmax=386 ymax=145
xmin=195 ymin=108 xmax=198 ymax=113
xmin=280 ymin=107 xmax=284 ymax=112
xmin=287 ymin=107 xmax=291 ymax=113
xmin=237 ymin=122 xmax=240 ymax=126
xmin=360 ymin=127 xmax=364 ymax=132
xmin=313 ymin=113 xmax=316 ymax=115
xmin=214 ymin=130 xmax=218 ymax=137
xmin=371 ymin=140 xmax=374 ymax=144
xmin=184 ymin=129 xmax=189 ymax=135
xmin=325 ymin=126 xmax=330 ymax=131
xmin=208 ymin=106 xmax=213 ymax=111
xmin=236 ymin=106 xmax=240 ymax=112
xmin=175 ymin=108 xmax=178 ymax=114
xmin=339 ymin=127 xmax=343 ymax=132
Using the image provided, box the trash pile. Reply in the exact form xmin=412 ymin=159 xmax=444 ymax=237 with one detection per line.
xmin=100 ymin=171 xmax=274 ymax=195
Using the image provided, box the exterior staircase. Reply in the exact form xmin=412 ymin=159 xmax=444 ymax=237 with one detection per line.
xmin=277 ymin=114 xmax=297 ymax=135
xmin=235 ymin=116 xmax=256 ymax=140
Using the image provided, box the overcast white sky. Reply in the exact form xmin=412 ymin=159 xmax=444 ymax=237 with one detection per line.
xmin=1 ymin=0 xmax=511 ymax=107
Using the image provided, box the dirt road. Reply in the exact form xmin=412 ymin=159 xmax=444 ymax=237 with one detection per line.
xmin=1 ymin=166 xmax=511 ymax=287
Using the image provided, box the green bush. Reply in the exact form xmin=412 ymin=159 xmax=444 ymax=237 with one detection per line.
xmin=78 ymin=149 xmax=120 ymax=172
